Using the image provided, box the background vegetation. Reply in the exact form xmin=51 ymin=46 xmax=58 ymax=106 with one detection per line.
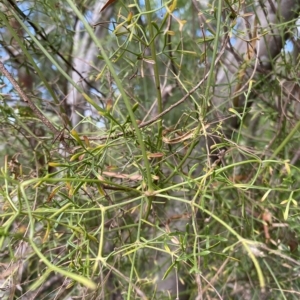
xmin=1 ymin=0 xmax=300 ymax=299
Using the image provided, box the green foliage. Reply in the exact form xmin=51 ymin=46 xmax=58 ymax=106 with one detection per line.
xmin=1 ymin=0 xmax=300 ymax=299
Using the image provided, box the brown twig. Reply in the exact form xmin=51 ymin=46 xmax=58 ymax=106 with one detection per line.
xmin=0 ymin=60 xmax=72 ymax=153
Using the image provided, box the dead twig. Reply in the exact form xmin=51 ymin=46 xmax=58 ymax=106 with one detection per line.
xmin=0 ymin=60 xmax=72 ymax=153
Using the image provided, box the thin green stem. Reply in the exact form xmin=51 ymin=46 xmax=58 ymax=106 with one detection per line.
xmin=29 ymin=240 xmax=96 ymax=289
xmin=204 ymin=0 xmax=223 ymax=116
xmin=2 ymin=156 xmax=18 ymax=212
xmin=66 ymin=0 xmax=153 ymax=192
xmin=127 ymin=199 xmax=144 ymax=300
xmin=269 ymin=119 xmax=300 ymax=160
xmin=145 ymin=0 xmax=163 ymax=149
xmin=94 ymin=206 xmax=106 ymax=273
xmin=156 ymin=193 xmax=265 ymax=290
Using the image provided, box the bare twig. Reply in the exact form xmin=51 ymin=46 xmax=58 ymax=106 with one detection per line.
xmin=0 ymin=60 xmax=71 ymax=153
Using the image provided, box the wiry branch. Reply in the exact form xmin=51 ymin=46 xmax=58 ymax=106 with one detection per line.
xmin=0 ymin=60 xmax=71 ymax=153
